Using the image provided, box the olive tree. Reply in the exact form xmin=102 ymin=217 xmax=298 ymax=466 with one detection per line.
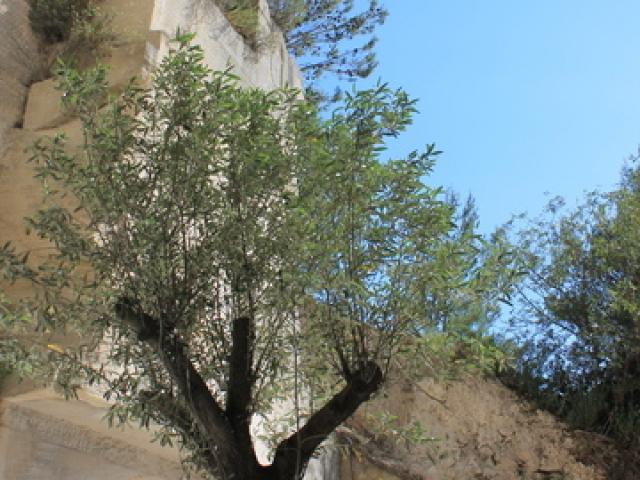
xmin=1 ymin=35 xmax=460 ymax=479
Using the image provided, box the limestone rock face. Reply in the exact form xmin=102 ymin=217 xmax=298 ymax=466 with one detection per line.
xmin=0 ymin=1 xmax=317 ymax=479
xmin=0 ymin=0 xmax=43 ymax=151
xmin=146 ymin=0 xmax=302 ymax=90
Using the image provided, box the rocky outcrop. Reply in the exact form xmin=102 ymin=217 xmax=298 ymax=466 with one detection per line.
xmin=0 ymin=0 xmax=44 ymax=153
xmin=147 ymin=0 xmax=302 ymax=90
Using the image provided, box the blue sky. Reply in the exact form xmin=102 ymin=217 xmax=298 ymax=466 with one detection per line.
xmin=330 ymin=1 xmax=640 ymax=233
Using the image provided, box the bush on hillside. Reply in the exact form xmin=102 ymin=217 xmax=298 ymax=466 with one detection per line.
xmin=507 ymin=162 xmax=640 ymax=448
xmin=28 ymin=0 xmax=90 ymax=43
xmin=58 ymin=5 xmax=114 ymax=65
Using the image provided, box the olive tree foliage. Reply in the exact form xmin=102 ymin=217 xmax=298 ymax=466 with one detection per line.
xmin=507 ymin=162 xmax=640 ymax=446
xmin=266 ymin=0 xmax=387 ymax=82
xmin=0 ymin=34 xmax=476 ymax=479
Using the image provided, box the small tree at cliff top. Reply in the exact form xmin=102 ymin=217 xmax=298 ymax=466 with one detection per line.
xmin=267 ymin=0 xmax=387 ymax=82
xmin=0 ymin=35 xmax=505 ymax=479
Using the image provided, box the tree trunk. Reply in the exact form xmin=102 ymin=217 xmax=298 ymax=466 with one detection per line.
xmin=116 ymin=299 xmax=383 ymax=480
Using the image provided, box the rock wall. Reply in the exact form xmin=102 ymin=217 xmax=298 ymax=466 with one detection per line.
xmin=0 ymin=0 xmax=155 ymax=300
xmin=0 ymin=1 xmax=316 ymax=479
xmin=147 ymin=0 xmax=302 ymax=90
xmin=0 ymin=389 xmax=185 ymax=480
xmin=0 ymin=0 xmax=43 ymax=154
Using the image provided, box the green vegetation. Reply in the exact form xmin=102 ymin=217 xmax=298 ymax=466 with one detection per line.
xmin=216 ymin=0 xmax=260 ymax=42
xmin=267 ymin=0 xmax=387 ymax=81
xmin=27 ymin=0 xmax=114 ymax=74
xmin=0 ymin=34 xmax=513 ymax=479
xmin=507 ymin=162 xmax=640 ymax=448
xmin=216 ymin=0 xmax=388 ymax=82
xmin=27 ymin=0 xmax=90 ymax=43
xmin=58 ymin=5 xmax=114 ymax=65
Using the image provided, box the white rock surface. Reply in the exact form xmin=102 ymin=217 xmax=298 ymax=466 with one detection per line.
xmin=147 ymin=0 xmax=302 ymax=90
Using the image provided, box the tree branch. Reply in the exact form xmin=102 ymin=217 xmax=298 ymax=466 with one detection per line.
xmin=226 ymin=315 xmax=259 ymax=469
xmin=270 ymin=360 xmax=383 ymax=479
xmin=115 ymin=298 xmax=241 ymax=477
xmin=139 ymin=390 xmax=220 ymax=473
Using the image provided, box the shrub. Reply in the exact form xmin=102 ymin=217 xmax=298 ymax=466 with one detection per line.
xmin=216 ymin=0 xmax=260 ymax=41
xmin=28 ymin=0 xmax=90 ymax=43
xmin=58 ymin=5 xmax=114 ymax=66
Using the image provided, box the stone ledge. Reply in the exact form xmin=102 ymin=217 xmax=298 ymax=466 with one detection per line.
xmin=0 ymin=389 xmax=187 ymax=480
xmin=23 ymin=42 xmax=148 ymax=131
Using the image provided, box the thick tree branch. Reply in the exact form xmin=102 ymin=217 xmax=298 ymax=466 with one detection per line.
xmin=115 ymin=298 xmax=241 ymax=478
xmin=226 ymin=315 xmax=259 ymax=470
xmin=270 ymin=360 xmax=383 ymax=479
xmin=139 ymin=390 xmax=193 ymax=432
xmin=139 ymin=390 xmax=220 ymax=474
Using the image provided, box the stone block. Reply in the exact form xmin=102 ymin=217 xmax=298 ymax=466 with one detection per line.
xmin=0 ymin=0 xmax=44 ymax=146
xmin=102 ymin=0 xmax=155 ymax=42
xmin=105 ymin=42 xmax=148 ymax=89
xmin=23 ymin=78 xmax=71 ymax=131
xmin=0 ymin=389 xmax=187 ymax=480
xmin=23 ymin=43 xmax=147 ymax=132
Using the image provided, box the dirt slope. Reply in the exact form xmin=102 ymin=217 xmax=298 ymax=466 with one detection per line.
xmin=340 ymin=374 xmax=615 ymax=480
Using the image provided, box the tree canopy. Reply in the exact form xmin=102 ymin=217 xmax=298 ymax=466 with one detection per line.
xmin=0 ymin=34 xmax=519 ymax=479
xmin=508 ymin=162 xmax=640 ymax=447
xmin=267 ymin=0 xmax=387 ymax=82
